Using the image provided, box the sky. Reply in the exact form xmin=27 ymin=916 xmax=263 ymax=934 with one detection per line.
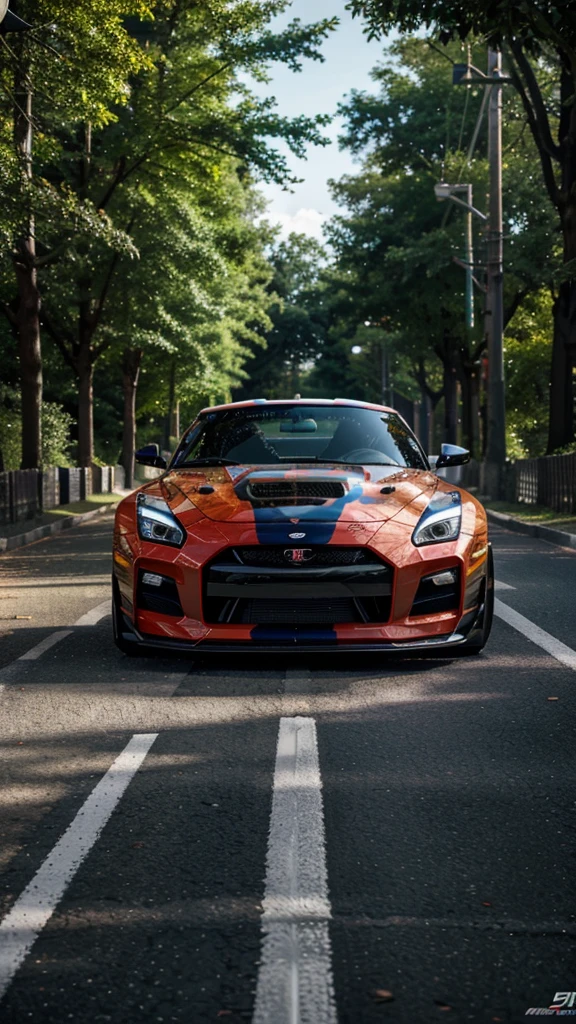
xmin=252 ymin=0 xmax=388 ymax=240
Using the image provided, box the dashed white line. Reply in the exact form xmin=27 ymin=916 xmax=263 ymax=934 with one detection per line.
xmin=0 ymin=598 xmax=112 ymax=686
xmin=253 ymin=716 xmax=337 ymax=1024
xmin=74 ymin=599 xmax=110 ymax=626
xmin=0 ymin=732 xmax=158 ymax=1000
xmin=17 ymin=630 xmax=73 ymax=661
xmin=494 ymin=580 xmax=516 ymax=591
xmin=494 ymin=598 xmax=576 ymax=673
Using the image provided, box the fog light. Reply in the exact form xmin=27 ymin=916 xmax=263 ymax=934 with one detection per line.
xmin=430 ymin=569 xmax=457 ymax=587
xmin=142 ymin=572 xmax=163 ymax=587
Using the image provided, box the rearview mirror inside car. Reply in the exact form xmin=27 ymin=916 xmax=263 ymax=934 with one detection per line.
xmin=280 ymin=418 xmax=318 ymax=433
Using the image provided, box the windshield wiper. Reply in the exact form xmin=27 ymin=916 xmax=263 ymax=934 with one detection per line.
xmin=177 ymin=457 xmax=240 ymax=467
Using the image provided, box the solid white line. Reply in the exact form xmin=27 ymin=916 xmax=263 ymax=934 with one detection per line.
xmin=0 ymin=733 xmax=157 ymax=999
xmin=494 ymin=580 xmax=516 ymax=591
xmin=253 ymin=717 xmax=337 ymax=1024
xmin=74 ymin=599 xmax=110 ymax=626
xmin=17 ymin=630 xmax=73 ymax=661
xmin=494 ymin=598 xmax=576 ymax=673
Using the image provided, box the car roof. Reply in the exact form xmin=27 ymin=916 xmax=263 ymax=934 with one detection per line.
xmin=198 ymin=398 xmax=396 ymax=415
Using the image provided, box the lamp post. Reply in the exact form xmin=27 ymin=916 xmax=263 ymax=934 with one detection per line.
xmin=434 ymin=181 xmax=487 ymax=331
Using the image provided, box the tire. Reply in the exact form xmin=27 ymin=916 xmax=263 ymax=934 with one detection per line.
xmin=456 ymin=544 xmax=494 ymax=655
xmin=112 ymin=577 xmax=142 ymax=656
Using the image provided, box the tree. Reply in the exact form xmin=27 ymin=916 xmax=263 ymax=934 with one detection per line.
xmin=317 ymin=36 xmax=558 ymax=454
xmin=33 ymin=2 xmax=335 ymax=467
xmin=349 ymin=0 xmax=576 ymax=450
xmin=235 ymin=232 xmax=328 ymax=400
xmin=0 ymin=1 xmax=151 ymax=468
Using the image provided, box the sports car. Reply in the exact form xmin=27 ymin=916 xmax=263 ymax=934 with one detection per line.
xmin=112 ymin=398 xmax=493 ymax=655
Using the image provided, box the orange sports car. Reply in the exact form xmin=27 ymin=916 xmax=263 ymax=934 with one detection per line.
xmin=112 ymin=398 xmax=493 ymax=655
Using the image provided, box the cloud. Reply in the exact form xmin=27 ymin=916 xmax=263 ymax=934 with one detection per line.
xmin=265 ymin=207 xmax=327 ymax=240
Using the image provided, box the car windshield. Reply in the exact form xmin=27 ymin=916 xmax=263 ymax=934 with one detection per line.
xmin=171 ymin=405 xmax=428 ymax=470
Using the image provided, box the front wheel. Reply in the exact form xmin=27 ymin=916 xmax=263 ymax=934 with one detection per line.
xmin=457 ymin=544 xmax=494 ymax=655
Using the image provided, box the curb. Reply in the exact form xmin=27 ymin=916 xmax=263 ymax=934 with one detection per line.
xmin=486 ymin=508 xmax=576 ymax=550
xmin=0 ymin=501 xmax=120 ymax=554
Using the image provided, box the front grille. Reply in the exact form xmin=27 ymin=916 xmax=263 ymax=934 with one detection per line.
xmin=136 ymin=570 xmax=184 ymax=617
xmin=202 ymin=546 xmax=393 ymax=626
xmin=247 ymin=480 xmax=345 ymax=501
xmin=233 ymin=546 xmax=380 ymax=568
xmin=239 ymin=598 xmax=358 ymax=624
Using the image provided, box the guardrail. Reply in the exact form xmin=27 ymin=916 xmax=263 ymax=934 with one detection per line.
xmin=0 ymin=465 xmax=122 ymax=527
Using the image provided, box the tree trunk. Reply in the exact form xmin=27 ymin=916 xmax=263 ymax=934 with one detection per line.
xmin=547 ymin=279 xmax=575 ymax=452
xmin=459 ymin=363 xmax=480 ymax=457
xmin=14 ymin=237 xmax=42 ymax=468
xmin=14 ymin=71 xmax=42 ymax=469
xmin=121 ymin=347 xmax=142 ymax=490
xmin=77 ymin=345 xmax=94 ymax=468
xmin=443 ymin=361 xmax=458 ymax=444
xmin=164 ymin=357 xmax=176 ymax=452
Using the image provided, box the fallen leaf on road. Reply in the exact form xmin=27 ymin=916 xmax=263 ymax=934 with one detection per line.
xmin=482 ymin=901 xmax=492 ymax=907
xmin=547 ymin=696 xmax=559 ymax=701
xmin=434 ymin=1001 xmax=453 ymax=1011
xmin=373 ymin=989 xmax=394 ymax=1003
xmin=131 ymin=842 xmax=145 ymax=848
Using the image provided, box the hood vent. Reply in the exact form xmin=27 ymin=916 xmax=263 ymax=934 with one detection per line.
xmin=246 ymin=480 xmax=346 ymax=504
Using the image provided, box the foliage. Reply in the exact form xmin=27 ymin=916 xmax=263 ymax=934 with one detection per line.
xmin=0 ymin=391 xmax=75 ymax=469
xmin=235 ymin=233 xmax=328 ymax=400
xmin=348 ymin=0 xmax=576 ymax=450
xmin=307 ymin=36 xmax=559 ymax=454
xmin=504 ymin=290 xmax=553 ymax=459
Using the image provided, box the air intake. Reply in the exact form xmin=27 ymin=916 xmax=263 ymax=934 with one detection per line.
xmin=247 ymin=480 xmax=345 ymax=502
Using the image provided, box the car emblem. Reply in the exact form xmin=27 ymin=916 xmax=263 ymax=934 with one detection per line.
xmin=284 ymin=548 xmax=314 ymax=563
xmin=288 ymin=532 xmax=306 ymax=539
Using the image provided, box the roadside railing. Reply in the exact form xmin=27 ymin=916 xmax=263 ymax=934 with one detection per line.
xmin=0 ymin=465 xmax=122 ymax=527
xmin=461 ymin=452 xmax=576 ymax=513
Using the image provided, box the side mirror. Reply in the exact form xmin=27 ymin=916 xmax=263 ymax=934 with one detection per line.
xmin=135 ymin=443 xmax=167 ymax=469
xmin=434 ymin=443 xmax=470 ymax=470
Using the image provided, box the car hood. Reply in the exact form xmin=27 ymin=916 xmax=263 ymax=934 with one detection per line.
xmin=160 ymin=464 xmax=439 ymax=525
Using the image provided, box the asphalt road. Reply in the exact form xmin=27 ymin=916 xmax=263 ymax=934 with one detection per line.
xmin=0 ymin=513 xmax=575 ymax=1023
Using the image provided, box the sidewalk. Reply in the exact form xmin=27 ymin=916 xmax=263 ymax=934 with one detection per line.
xmin=483 ymin=500 xmax=576 ymax=550
xmin=0 ymin=491 xmax=129 ymax=553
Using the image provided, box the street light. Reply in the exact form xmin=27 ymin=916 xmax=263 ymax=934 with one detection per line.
xmin=434 ymin=181 xmax=487 ymax=330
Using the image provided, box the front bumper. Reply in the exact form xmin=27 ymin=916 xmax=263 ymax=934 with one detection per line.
xmin=115 ymin=605 xmax=472 ymax=655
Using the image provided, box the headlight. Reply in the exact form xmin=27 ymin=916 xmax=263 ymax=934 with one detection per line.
xmin=137 ymin=493 xmax=185 ymax=547
xmin=412 ymin=491 xmax=462 ymax=546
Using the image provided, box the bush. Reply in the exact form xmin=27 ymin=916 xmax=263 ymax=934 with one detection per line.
xmin=0 ymin=393 xmax=75 ymax=469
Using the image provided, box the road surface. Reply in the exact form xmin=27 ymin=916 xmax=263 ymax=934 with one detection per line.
xmin=0 ymin=512 xmax=574 ymax=1023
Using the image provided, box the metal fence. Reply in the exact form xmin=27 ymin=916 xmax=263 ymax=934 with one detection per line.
xmin=511 ymin=453 xmax=576 ymax=513
xmin=460 ymin=453 xmax=576 ymax=513
xmin=0 ymin=465 xmax=120 ymax=528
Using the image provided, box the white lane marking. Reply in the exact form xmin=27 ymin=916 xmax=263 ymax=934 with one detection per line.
xmin=494 ymin=580 xmax=516 ymax=591
xmin=494 ymin=598 xmax=576 ymax=673
xmin=0 ymin=599 xmax=112 ymax=686
xmin=74 ymin=599 xmax=110 ymax=626
xmin=253 ymin=717 xmax=337 ymax=1024
xmin=0 ymin=733 xmax=157 ymax=1000
xmin=17 ymin=630 xmax=73 ymax=661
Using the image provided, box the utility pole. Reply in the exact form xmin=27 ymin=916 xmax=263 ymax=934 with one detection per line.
xmin=484 ymin=48 xmax=506 ymax=494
